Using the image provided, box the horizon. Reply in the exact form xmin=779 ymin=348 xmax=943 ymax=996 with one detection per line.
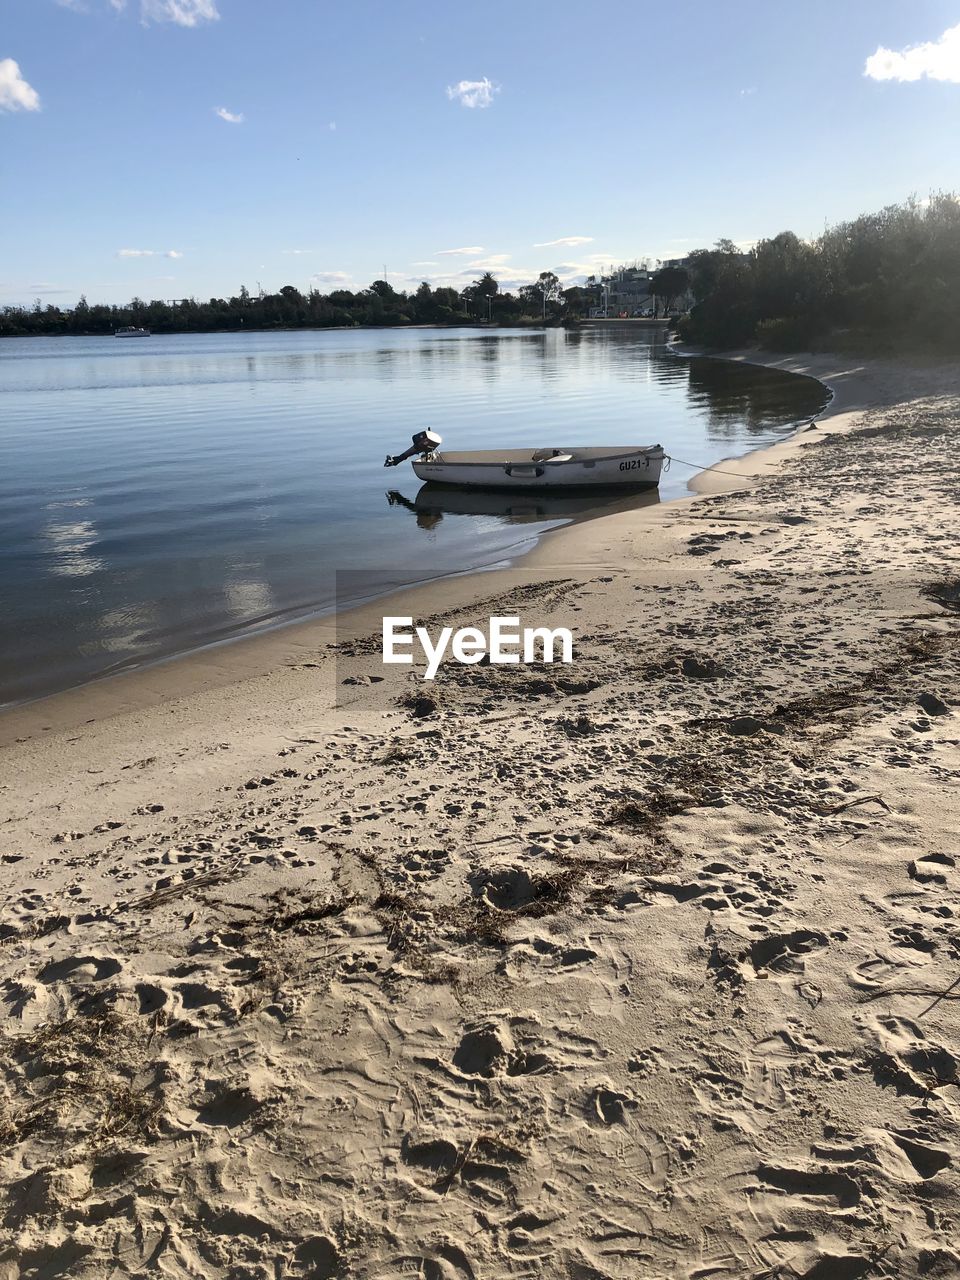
xmin=3 ymin=0 xmax=959 ymax=308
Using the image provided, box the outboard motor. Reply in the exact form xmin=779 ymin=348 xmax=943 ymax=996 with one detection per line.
xmin=384 ymin=429 xmax=442 ymax=468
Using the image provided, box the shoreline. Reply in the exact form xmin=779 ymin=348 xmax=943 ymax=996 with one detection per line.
xmin=0 ymin=347 xmax=830 ymax=734
xmin=1 ymin=347 xmax=957 ymax=1275
xmin=0 ymin=320 xmax=559 ymax=340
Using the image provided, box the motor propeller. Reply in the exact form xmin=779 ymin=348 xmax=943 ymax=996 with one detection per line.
xmin=384 ymin=429 xmax=442 ymax=468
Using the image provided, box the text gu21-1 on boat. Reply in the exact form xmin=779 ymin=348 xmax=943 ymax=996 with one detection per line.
xmin=384 ymin=430 xmax=667 ymax=491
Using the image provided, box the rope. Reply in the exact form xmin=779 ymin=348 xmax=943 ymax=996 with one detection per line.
xmin=666 ymin=454 xmax=779 ymax=478
xmin=665 ymin=421 xmax=820 ymax=479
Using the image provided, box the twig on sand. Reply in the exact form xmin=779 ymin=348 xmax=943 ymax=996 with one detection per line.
xmin=820 ymin=794 xmax=890 ymax=816
xmin=859 ymin=978 xmax=960 ymax=1012
xmin=126 ymin=855 xmax=246 ymax=912
xmin=436 ymin=1137 xmax=476 ymax=1195
xmin=918 ymin=973 xmax=960 ymax=1019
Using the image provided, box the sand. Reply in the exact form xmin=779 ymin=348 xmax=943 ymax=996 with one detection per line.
xmin=1 ymin=350 xmax=958 ymax=1279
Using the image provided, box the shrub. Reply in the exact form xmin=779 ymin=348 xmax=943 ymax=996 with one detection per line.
xmin=756 ymin=315 xmax=819 ymax=352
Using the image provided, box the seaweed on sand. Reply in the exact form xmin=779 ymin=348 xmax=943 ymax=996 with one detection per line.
xmin=0 ymin=1010 xmax=165 ymax=1151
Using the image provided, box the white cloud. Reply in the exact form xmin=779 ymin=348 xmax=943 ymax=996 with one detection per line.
xmin=214 ymin=106 xmax=244 ymax=123
xmin=533 ymin=236 xmax=594 ymax=248
xmin=865 ymin=22 xmax=960 ymax=82
xmin=140 ymin=0 xmax=219 ymax=27
xmin=117 ymin=248 xmax=184 ymax=258
xmin=110 ymin=0 xmax=127 ymax=9
xmin=418 ymin=262 xmax=545 ymax=292
xmin=739 ymin=86 xmax=757 ymax=97
xmin=436 ymin=245 xmax=484 ymax=256
xmin=310 ymin=271 xmax=354 ymax=288
xmin=56 ymin=0 xmax=89 ymax=11
xmin=282 ymin=249 xmax=314 ymax=256
xmin=0 ymin=59 xmax=40 ymax=112
xmin=446 ymin=77 xmax=498 ymax=109
xmin=489 ymin=269 xmax=544 ymax=289
xmin=465 ymin=254 xmax=511 ymax=270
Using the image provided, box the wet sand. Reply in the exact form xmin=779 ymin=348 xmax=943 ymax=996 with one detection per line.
xmin=1 ymin=351 xmax=958 ymax=1279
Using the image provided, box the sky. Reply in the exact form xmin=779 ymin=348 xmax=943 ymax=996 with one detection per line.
xmin=2 ymin=0 xmax=959 ymax=306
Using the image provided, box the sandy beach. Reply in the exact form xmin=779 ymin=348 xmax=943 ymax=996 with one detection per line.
xmin=1 ymin=350 xmax=958 ymax=1279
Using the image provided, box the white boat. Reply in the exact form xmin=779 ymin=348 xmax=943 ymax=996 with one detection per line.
xmin=384 ymin=431 xmax=665 ymax=491
xmin=115 ymin=326 xmax=151 ymax=337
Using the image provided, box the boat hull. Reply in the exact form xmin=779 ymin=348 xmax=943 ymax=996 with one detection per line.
xmin=412 ymin=446 xmax=664 ymax=491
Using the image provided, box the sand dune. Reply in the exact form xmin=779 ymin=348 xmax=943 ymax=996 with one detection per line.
xmin=1 ymin=352 xmax=958 ymax=1279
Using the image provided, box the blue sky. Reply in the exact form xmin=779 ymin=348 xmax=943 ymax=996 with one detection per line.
xmin=2 ymin=0 xmax=959 ymax=306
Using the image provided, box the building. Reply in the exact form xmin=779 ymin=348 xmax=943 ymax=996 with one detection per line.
xmin=585 ymin=257 xmax=696 ymax=318
xmin=586 ymin=264 xmax=654 ymax=319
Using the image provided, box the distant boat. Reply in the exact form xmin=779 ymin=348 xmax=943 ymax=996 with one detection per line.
xmin=384 ymin=430 xmax=665 ymax=490
xmin=115 ymin=326 xmax=151 ymax=337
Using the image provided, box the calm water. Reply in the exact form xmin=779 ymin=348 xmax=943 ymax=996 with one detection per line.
xmin=0 ymin=327 xmax=827 ymax=706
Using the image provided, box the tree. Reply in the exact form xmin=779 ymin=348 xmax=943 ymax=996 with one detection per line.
xmin=520 ymin=271 xmax=563 ymax=319
xmin=475 ymin=271 xmax=499 ymax=299
xmin=752 ymin=231 xmax=821 ymax=318
xmin=649 ymin=266 xmax=689 ymax=314
xmin=461 ymin=271 xmax=499 ymax=319
xmin=538 ymin=271 xmax=562 ymax=308
xmin=561 ymin=285 xmax=590 ymax=318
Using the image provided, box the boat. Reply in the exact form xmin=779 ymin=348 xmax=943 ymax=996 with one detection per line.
xmin=384 ymin=430 xmax=665 ymax=491
xmin=114 ymin=326 xmax=151 ymax=337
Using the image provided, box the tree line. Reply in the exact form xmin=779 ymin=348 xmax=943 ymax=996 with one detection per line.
xmin=6 ymin=193 xmax=957 ymax=351
xmin=0 ymin=271 xmax=594 ymax=337
xmin=678 ymin=193 xmax=960 ymax=353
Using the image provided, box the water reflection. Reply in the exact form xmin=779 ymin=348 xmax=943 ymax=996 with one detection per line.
xmin=42 ymin=517 xmax=105 ymax=578
xmin=386 ymin=484 xmax=660 ymax=530
xmin=223 ymin=577 xmax=276 ymax=622
xmin=684 ymin=357 xmax=824 ymax=439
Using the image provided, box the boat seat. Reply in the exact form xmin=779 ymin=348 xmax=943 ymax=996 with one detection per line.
xmin=532 ymin=449 xmax=574 ymax=463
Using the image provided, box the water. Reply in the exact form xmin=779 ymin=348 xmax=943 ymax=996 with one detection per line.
xmin=0 ymin=327 xmax=827 ymax=706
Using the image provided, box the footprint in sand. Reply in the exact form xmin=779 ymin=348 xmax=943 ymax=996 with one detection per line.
xmin=195 ymin=1076 xmax=277 ymax=1128
xmin=450 ymin=1017 xmax=552 ymax=1079
xmin=399 ymin=847 xmax=450 ymax=883
xmin=499 ymin=934 xmax=600 ymax=980
xmin=400 ymin=1131 xmax=524 ymax=1206
xmin=746 ymin=929 xmax=828 ymax=975
xmin=908 ymin=852 xmax=956 ymax=885
xmin=134 ymin=982 xmax=169 ymax=1015
xmin=37 ymin=954 xmax=123 ymax=984
xmin=882 ymin=1130 xmax=952 ymax=1180
xmin=587 ymin=1082 xmax=638 ymax=1126
xmin=1 ymin=978 xmax=50 ymax=1029
xmin=753 ymin=1162 xmax=862 ymax=1209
